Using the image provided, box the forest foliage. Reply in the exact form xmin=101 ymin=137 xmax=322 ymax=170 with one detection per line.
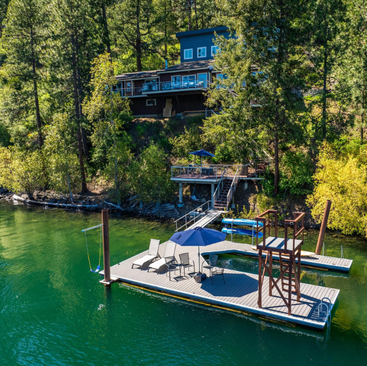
xmin=0 ymin=0 xmax=365 ymax=235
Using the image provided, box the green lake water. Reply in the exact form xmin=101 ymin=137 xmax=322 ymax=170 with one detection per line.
xmin=1 ymin=202 xmax=367 ymax=365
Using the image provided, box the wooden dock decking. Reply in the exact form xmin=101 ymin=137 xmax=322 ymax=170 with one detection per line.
xmin=216 ymin=240 xmax=353 ymax=273
xmin=103 ymin=240 xmax=341 ymax=330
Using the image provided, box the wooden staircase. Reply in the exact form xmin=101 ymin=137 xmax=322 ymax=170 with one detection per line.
xmin=213 ymin=178 xmax=233 ymax=210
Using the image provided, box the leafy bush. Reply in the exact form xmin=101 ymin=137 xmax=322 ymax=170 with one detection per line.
xmin=307 ymin=141 xmax=367 ymax=237
xmin=131 ymin=144 xmax=175 ymax=204
xmin=0 ymin=147 xmax=46 ymax=197
xmin=279 ymin=151 xmax=314 ymax=196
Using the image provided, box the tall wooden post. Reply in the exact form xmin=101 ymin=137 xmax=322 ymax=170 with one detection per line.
xmin=315 ymin=200 xmax=332 ymax=255
xmin=102 ymin=209 xmax=111 ymax=283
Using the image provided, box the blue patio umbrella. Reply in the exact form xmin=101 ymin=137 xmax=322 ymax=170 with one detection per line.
xmin=189 ymin=149 xmax=215 ymax=165
xmin=170 ymin=227 xmax=226 ymax=274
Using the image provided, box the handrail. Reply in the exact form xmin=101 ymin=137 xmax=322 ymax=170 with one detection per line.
xmin=174 ymin=200 xmax=212 ymax=232
xmin=255 ymin=210 xmax=278 ymax=248
xmin=284 ymin=212 xmax=305 ymax=251
xmin=213 ymin=167 xmax=228 ymax=204
xmin=317 ymin=297 xmax=332 ymax=327
xmin=171 ymin=165 xmax=222 ymax=179
xmin=226 ymin=166 xmax=240 ymax=210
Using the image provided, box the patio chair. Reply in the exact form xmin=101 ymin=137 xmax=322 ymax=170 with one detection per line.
xmin=148 ymin=241 xmax=177 ymax=274
xmin=179 ymin=252 xmax=195 ymax=277
xmin=131 ymin=239 xmax=160 ymax=269
xmin=211 ymin=266 xmax=225 ymax=284
xmin=201 ymin=254 xmax=218 ymax=276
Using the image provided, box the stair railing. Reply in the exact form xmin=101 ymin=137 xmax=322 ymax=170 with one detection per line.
xmin=226 ymin=166 xmax=240 ymax=210
xmin=174 ymin=200 xmax=212 ymax=232
xmin=213 ymin=167 xmax=228 ymax=205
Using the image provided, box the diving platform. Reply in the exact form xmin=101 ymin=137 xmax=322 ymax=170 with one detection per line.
xmin=102 ymin=240 xmax=339 ymax=330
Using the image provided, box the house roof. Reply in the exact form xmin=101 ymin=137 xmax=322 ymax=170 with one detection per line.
xmin=115 ymin=60 xmax=215 ymax=80
xmin=158 ymin=60 xmax=214 ymax=73
xmin=176 ymin=26 xmax=228 ymax=39
xmin=116 ymin=70 xmax=160 ymax=81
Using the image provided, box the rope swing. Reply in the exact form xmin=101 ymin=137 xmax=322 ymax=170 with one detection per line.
xmin=83 ymin=224 xmax=103 ymax=273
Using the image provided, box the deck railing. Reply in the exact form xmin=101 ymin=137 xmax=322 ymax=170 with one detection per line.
xmin=284 ymin=212 xmax=305 ymax=251
xmin=226 ymin=166 xmax=240 ymax=210
xmin=171 ymin=164 xmax=246 ymax=180
xmin=114 ymin=80 xmax=208 ymax=97
xmin=213 ymin=167 xmax=228 ymax=204
xmin=174 ymin=200 xmax=212 ymax=232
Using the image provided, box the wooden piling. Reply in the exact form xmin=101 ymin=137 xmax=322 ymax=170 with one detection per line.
xmin=315 ymin=200 xmax=332 ymax=255
xmin=102 ymin=209 xmax=111 ymax=284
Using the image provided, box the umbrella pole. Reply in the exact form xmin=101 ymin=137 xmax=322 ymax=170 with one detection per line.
xmin=198 ymin=246 xmax=201 ymax=274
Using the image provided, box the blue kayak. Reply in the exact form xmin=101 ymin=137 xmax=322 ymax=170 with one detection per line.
xmin=221 ymin=218 xmax=263 ymax=227
xmin=222 ymin=227 xmax=263 ymax=238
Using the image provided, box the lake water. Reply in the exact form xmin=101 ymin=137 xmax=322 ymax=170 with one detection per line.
xmin=1 ymin=203 xmax=367 ymax=365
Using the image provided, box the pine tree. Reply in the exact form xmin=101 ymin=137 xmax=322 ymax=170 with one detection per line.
xmin=109 ymin=0 xmax=157 ymax=71
xmin=2 ymin=0 xmax=50 ymax=150
xmin=48 ymin=0 xmax=104 ymax=192
xmin=205 ymin=0 xmax=309 ymax=195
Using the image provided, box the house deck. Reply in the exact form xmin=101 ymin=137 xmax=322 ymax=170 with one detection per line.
xmin=102 ymin=240 xmax=341 ymax=330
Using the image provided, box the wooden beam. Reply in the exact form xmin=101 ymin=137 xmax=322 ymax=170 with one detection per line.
xmin=315 ymin=200 xmax=332 ymax=255
xmin=102 ymin=209 xmax=111 ymax=284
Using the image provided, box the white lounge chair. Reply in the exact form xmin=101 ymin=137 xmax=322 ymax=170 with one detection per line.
xmin=131 ymin=239 xmax=160 ymax=269
xmin=148 ymin=241 xmax=177 ymax=273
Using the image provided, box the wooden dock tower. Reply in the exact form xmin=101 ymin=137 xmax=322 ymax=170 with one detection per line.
xmin=256 ymin=210 xmax=305 ymax=315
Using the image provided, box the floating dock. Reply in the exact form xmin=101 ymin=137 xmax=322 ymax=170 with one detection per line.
xmin=102 ymin=240 xmax=340 ymax=330
xmin=210 ymin=240 xmax=353 ymax=273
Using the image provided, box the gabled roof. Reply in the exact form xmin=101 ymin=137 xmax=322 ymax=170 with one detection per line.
xmin=176 ymin=26 xmax=228 ymax=39
xmin=116 ymin=70 xmax=160 ymax=81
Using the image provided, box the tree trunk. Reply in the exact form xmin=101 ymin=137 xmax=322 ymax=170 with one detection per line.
xmin=274 ymin=131 xmax=279 ymax=196
xmin=74 ymin=32 xmax=90 ymax=160
xmin=71 ymin=34 xmax=87 ymax=193
xmin=322 ymin=28 xmax=328 ymax=140
xmin=194 ymin=0 xmax=198 ymax=30
xmin=102 ymin=0 xmax=111 ymax=55
xmin=187 ymin=0 xmax=191 ymax=31
xmin=30 ymin=27 xmax=43 ymax=149
xmin=136 ymin=1 xmax=142 ymax=71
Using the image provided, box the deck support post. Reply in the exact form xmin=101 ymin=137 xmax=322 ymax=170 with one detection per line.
xmin=102 ymin=209 xmax=111 ymax=285
xmin=179 ymin=183 xmax=183 ymax=204
xmin=315 ymin=200 xmax=332 ymax=255
xmin=258 ymin=249 xmax=263 ymax=308
xmin=211 ymin=184 xmax=214 ymax=207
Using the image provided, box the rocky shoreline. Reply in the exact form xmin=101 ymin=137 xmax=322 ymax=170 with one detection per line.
xmin=0 ymin=189 xmax=183 ymax=221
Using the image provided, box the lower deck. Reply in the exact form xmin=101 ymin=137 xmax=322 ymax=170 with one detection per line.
xmin=103 ymin=240 xmax=340 ymax=330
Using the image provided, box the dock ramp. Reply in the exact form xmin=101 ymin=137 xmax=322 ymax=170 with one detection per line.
xmin=174 ymin=200 xmax=223 ymax=232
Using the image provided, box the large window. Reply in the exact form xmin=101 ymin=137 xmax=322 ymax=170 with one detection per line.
xmin=211 ymin=45 xmax=219 ymax=56
xmin=197 ymin=73 xmax=207 ymax=88
xmin=184 ymin=49 xmax=193 ymax=60
xmin=182 ymin=75 xmax=196 ymax=88
xmin=197 ymin=47 xmax=206 ymax=58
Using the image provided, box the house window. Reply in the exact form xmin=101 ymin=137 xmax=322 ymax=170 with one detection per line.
xmin=197 ymin=47 xmax=206 ymax=58
xmin=197 ymin=73 xmax=207 ymax=88
xmin=211 ymin=45 xmax=219 ymax=56
xmin=184 ymin=49 xmax=193 ymax=60
xmin=146 ymin=99 xmax=156 ymax=106
xmin=171 ymin=76 xmax=181 ymax=88
xmin=182 ymin=75 xmax=196 ymax=88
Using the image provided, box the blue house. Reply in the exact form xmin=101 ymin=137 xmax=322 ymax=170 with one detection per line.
xmin=176 ymin=26 xmax=230 ymax=63
xmin=114 ymin=26 xmax=230 ymax=118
